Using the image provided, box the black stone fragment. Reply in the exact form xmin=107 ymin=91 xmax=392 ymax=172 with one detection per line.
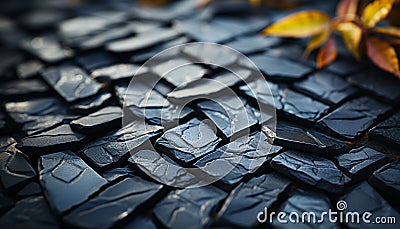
xmin=70 ymin=92 xmax=113 ymax=114
xmin=195 ymin=132 xmax=282 ymax=186
xmin=21 ymin=36 xmax=73 ymax=63
xmin=17 ymin=124 xmax=86 ymax=153
xmin=102 ymin=166 xmax=138 ymax=182
xmin=0 ymin=48 xmax=24 ymax=80
xmin=70 ymin=106 xmax=122 ymax=135
xmin=107 ymin=28 xmax=180 ymax=53
xmin=317 ymin=97 xmax=391 ymax=140
xmin=340 ymin=182 xmax=400 ymax=229
xmin=271 ymin=151 xmax=351 ymax=193
xmin=123 ymin=216 xmax=158 ymax=229
xmin=39 ymin=151 xmax=107 ymax=214
xmin=64 ymin=176 xmax=163 ymax=229
xmin=15 ymin=182 xmax=42 ymax=199
xmin=294 ymin=71 xmax=358 ymax=105
xmin=0 ymin=192 xmax=13 ymax=214
xmin=153 ymin=186 xmax=226 ymax=229
xmin=76 ymin=51 xmax=115 ymax=72
xmin=91 ymin=63 xmax=148 ymax=83
xmin=16 ymin=60 xmax=43 ymax=79
xmin=197 ymin=95 xmax=259 ymax=138
xmin=181 ymin=42 xmax=239 ymax=67
xmin=41 ymin=65 xmax=103 ymax=102
xmin=217 ymin=173 xmax=291 ymax=228
xmin=326 ymin=57 xmax=362 ymax=76
xmin=80 ymin=121 xmax=162 ymax=170
xmin=265 ymin=43 xmax=315 ymax=67
xmin=335 ymin=147 xmax=390 ymax=181
xmin=0 ymin=79 xmax=49 ymax=99
xmin=369 ymin=162 xmax=400 ymax=206
xmin=239 ymin=78 xmax=280 ymax=108
xmin=226 ymin=36 xmax=280 ymax=54
xmin=115 ymin=81 xmax=169 ymax=108
xmin=0 ymin=196 xmax=59 ymax=229
xmin=262 ymin=121 xmax=349 ymax=155
xmin=369 ymin=112 xmax=400 ymax=149
xmin=5 ymin=98 xmax=78 ymax=135
xmin=155 ymin=118 xmax=221 ymax=164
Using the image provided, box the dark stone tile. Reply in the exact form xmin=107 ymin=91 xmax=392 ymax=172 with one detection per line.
xmin=326 ymin=57 xmax=362 ymax=76
xmin=317 ymin=97 xmax=391 ymax=140
xmin=369 ymin=112 xmax=400 ymax=148
xmin=0 ymin=144 xmax=36 ymax=190
xmin=195 ymin=132 xmax=282 ymax=186
xmin=41 ymin=65 xmax=103 ymax=103
xmin=39 ymin=151 xmax=107 ymax=214
xmin=217 ymin=173 xmax=290 ymax=228
xmin=347 ymin=68 xmax=400 ymax=103
xmin=91 ymin=63 xmax=148 ymax=83
xmin=21 ymin=36 xmax=73 ymax=63
xmin=245 ymin=54 xmax=312 ymax=80
xmin=20 ymin=10 xmax=66 ymax=30
xmin=0 ymin=196 xmax=59 ymax=229
xmin=272 ymin=189 xmax=339 ymax=229
xmin=76 ymin=51 xmax=115 ymax=72
xmin=123 ymin=216 xmax=158 ymax=229
xmin=335 ymin=147 xmax=390 ymax=181
xmin=107 ymin=28 xmax=180 ymax=53
xmin=341 ymin=182 xmax=400 ymax=229
xmin=197 ymin=95 xmax=259 ymax=138
xmin=239 ymin=78 xmax=280 ymax=108
xmin=80 ymin=121 xmax=162 ymax=170
xmin=0 ymin=48 xmax=24 ymax=80
xmin=155 ymin=118 xmax=221 ymax=164
xmin=181 ymin=42 xmax=239 ymax=67
xmin=271 ymin=151 xmax=351 ymax=193
xmin=102 ymin=166 xmax=138 ymax=182
xmin=15 ymin=182 xmax=42 ymax=199
xmin=0 ymin=192 xmax=13 ymax=214
xmin=0 ymin=79 xmax=49 ymax=99
xmin=0 ymin=137 xmax=15 ymax=152
xmin=64 ymin=176 xmax=163 ymax=228
xmin=16 ymin=60 xmax=43 ymax=79
xmin=115 ymin=81 xmax=169 ymax=108
xmin=5 ymin=98 xmax=78 ymax=135
xmin=262 ymin=121 xmax=349 ymax=155
xmin=265 ymin=43 xmax=315 ymax=67
xmin=226 ymin=36 xmax=280 ymax=55
xmin=369 ymin=162 xmax=400 ymax=205
xmin=153 ymin=186 xmax=226 ymax=229
xmin=17 ymin=124 xmax=86 ymax=153
xmin=70 ymin=106 xmax=122 ymax=135
xmin=294 ymin=71 xmax=358 ymax=105
xmin=70 ymin=92 xmax=113 ymax=115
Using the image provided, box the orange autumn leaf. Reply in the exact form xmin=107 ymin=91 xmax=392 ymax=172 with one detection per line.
xmin=362 ymin=0 xmax=395 ymax=28
xmin=336 ymin=22 xmax=363 ymax=59
xmin=367 ymin=37 xmax=400 ymax=78
xmin=261 ymin=10 xmax=331 ymax=38
xmin=317 ymin=37 xmax=338 ymax=68
xmin=373 ymin=26 xmax=400 ymax=38
xmin=304 ymin=29 xmax=331 ymax=57
xmin=336 ymin=0 xmax=359 ymax=19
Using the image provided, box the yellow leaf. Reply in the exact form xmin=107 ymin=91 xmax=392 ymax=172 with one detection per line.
xmin=362 ymin=0 xmax=395 ymax=28
xmin=373 ymin=26 xmax=400 ymax=38
xmin=336 ymin=22 xmax=362 ymax=59
xmin=261 ymin=10 xmax=331 ymax=38
xmin=336 ymin=0 xmax=359 ymax=20
xmin=304 ymin=29 xmax=331 ymax=57
xmin=366 ymin=37 xmax=400 ymax=78
xmin=317 ymin=37 xmax=338 ymax=68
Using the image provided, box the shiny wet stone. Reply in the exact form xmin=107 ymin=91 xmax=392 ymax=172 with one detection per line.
xmin=194 ymin=132 xmax=282 ymax=187
xmin=80 ymin=121 xmax=162 ymax=170
xmin=317 ymin=97 xmax=391 ymax=140
xmin=226 ymin=36 xmax=280 ymax=55
xmin=102 ymin=166 xmax=138 ymax=182
xmin=39 ymin=151 xmax=107 ymax=214
xmin=17 ymin=124 xmax=86 ymax=153
xmin=369 ymin=112 xmax=400 ymax=149
xmin=70 ymin=92 xmax=112 ymax=114
xmin=369 ymin=162 xmax=400 ymax=206
xmin=294 ymin=71 xmax=358 ymax=105
xmin=271 ymin=151 xmax=351 ymax=193
xmin=91 ymin=63 xmax=148 ymax=83
xmin=217 ymin=173 xmax=291 ymax=228
xmin=64 ymin=176 xmax=163 ymax=228
xmin=326 ymin=57 xmax=362 ymax=76
xmin=70 ymin=106 xmax=122 ymax=135
xmin=0 ymin=196 xmax=59 ymax=229
xmin=153 ymin=186 xmax=226 ymax=229
xmin=0 ymin=79 xmax=49 ymax=99
xmin=76 ymin=51 xmax=115 ymax=72
xmin=155 ymin=118 xmax=221 ymax=164
xmin=21 ymin=36 xmax=73 ymax=63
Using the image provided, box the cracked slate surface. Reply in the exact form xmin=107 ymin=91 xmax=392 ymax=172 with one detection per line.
xmin=369 ymin=112 xmax=400 ymax=149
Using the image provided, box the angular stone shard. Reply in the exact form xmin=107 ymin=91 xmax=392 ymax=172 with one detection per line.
xmin=115 ymin=82 xmax=169 ymax=108
xmin=369 ymin=112 xmax=400 ymax=149
xmin=70 ymin=106 xmax=122 ymax=135
xmin=41 ymin=65 xmax=102 ymax=102
xmin=39 ymin=151 xmax=107 ymax=214
xmin=217 ymin=173 xmax=291 ymax=228
xmin=153 ymin=186 xmax=226 ymax=229
xmin=155 ymin=118 xmax=221 ymax=164
xmin=70 ymin=92 xmax=112 ymax=114
xmin=64 ymin=176 xmax=163 ymax=228
xmin=80 ymin=121 xmax=162 ymax=170
xmin=271 ymin=151 xmax=351 ymax=193
xmin=369 ymin=162 xmax=400 ymax=205
xmin=317 ymin=97 xmax=391 ymax=140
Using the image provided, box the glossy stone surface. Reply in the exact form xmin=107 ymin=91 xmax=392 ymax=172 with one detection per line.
xmin=271 ymin=151 xmax=351 ymax=193
xmin=21 ymin=36 xmax=73 ymax=63
xmin=80 ymin=121 xmax=162 ymax=170
xmin=64 ymin=177 xmax=163 ymax=228
xmin=194 ymin=132 xmax=282 ymax=186
xmin=0 ymin=196 xmax=59 ymax=229
xmin=102 ymin=166 xmax=138 ymax=182
xmin=70 ymin=92 xmax=112 ymax=114
xmin=41 ymin=65 xmax=102 ymax=102
xmin=17 ymin=124 xmax=86 ymax=153
xmin=369 ymin=112 xmax=400 ymax=148
xmin=91 ymin=63 xmax=148 ymax=83
xmin=153 ymin=186 xmax=226 ymax=229
xmin=39 ymin=151 xmax=107 ymax=214
xmin=369 ymin=162 xmax=400 ymax=205
xmin=70 ymin=106 xmax=122 ymax=134
xmin=181 ymin=42 xmax=239 ymax=67
xmin=76 ymin=51 xmax=115 ymax=72
xmin=155 ymin=118 xmax=221 ymax=164
xmin=217 ymin=173 xmax=291 ymax=228
xmin=226 ymin=36 xmax=280 ymax=54
xmin=0 ymin=79 xmax=49 ymax=99
xmin=317 ymin=97 xmax=391 ymax=140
